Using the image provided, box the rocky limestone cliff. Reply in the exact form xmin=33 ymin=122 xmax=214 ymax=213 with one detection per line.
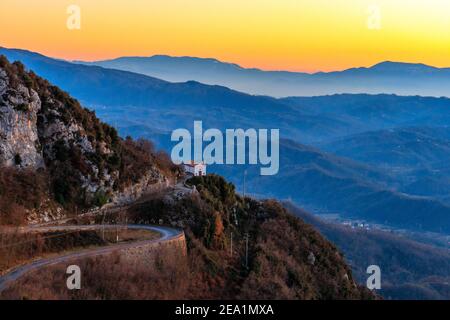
xmin=0 ymin=57 xmax=119 ymax=196
xmin=110 ymin=170 xmax=170 ymax=206
xmin=0 ymin=69 xmax=43 ymax=167
xmin=0 ymin=56 xmax=178 ymax=222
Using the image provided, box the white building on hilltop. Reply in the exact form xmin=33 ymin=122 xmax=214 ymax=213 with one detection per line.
xmin=183 ymin=161 xmax=207 ymax=176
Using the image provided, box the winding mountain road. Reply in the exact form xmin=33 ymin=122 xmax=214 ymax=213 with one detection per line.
xmin=0 ymin=224 xmax=183 ymax=294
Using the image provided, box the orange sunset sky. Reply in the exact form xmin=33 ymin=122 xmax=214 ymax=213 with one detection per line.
xmin=1 ymin=0 xmax=450 ymax=72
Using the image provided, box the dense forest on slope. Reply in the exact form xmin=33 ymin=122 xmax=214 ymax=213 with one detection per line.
xmin=2 ymin=175 xmax=376 ymax=300
xmin=285 ymin=202 xmax=450 ymax=300
xmin=123 ymin=175 xmax=375 ymax=299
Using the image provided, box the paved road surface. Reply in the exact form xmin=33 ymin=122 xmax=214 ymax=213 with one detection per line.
xmin=0 ymin=224 xmax=182 ymax=293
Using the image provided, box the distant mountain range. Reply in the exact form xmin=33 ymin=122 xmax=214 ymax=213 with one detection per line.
xmin=78 ymin=54 xmax=450 ymax=98
xmin=0 ymin=48 xmax=284 ymax=110
xmin=2 ymin=47 xmax=450 ymax=234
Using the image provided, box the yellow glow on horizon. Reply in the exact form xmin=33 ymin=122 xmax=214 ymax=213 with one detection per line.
xmin=1 ymin=0 xmax=450 ymax=72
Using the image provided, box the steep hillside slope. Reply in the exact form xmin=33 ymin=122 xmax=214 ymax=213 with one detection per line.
xmin=0 ymin=175 xmax=376 ymax=300
xmin=285 ymin=202 xmax=450 ymax=300
xmin=0 ymin=56 xmax=179 ymax=224
xmin=320 ymin=127 xmax=450 ymax=201
xmin=124 ymin=175 xmax=375 ymax=299
xmin=214 ymin=139 xmax=450 ymax=234
xmin=321 ymin=126 xmax=450 ymax=168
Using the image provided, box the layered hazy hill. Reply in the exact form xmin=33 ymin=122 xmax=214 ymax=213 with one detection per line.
xmin=0 ymin=48 xmax=284 ymax=110
xmin=2 ymin=47 xmax=450 ymax=234
xmin=285 ymin=202 xmax=450 ymax=300
xmin=78 ymin=54 xmax=450 ymax=98
xmin=321 ymin=126 xmax=450 ymax=168
xmin=321 ymin=127 xmax=450 ymax=202
xmin=212 ymin=139 xmax=450 ymax=234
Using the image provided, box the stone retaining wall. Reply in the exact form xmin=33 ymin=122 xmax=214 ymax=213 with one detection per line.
xmin=120 ymin=232 xmax=187 ymax=265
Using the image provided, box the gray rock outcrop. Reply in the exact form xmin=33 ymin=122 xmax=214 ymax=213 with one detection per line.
xmin=0 ymin=69 xmax=43 ymax=167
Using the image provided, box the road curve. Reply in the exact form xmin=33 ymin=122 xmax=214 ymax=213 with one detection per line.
xmin=0 ymin=224 xmax=183 ymax=294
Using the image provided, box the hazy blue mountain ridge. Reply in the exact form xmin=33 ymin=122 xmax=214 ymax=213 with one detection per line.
xmin=79 ymin=55 xmax=450 ymax=97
